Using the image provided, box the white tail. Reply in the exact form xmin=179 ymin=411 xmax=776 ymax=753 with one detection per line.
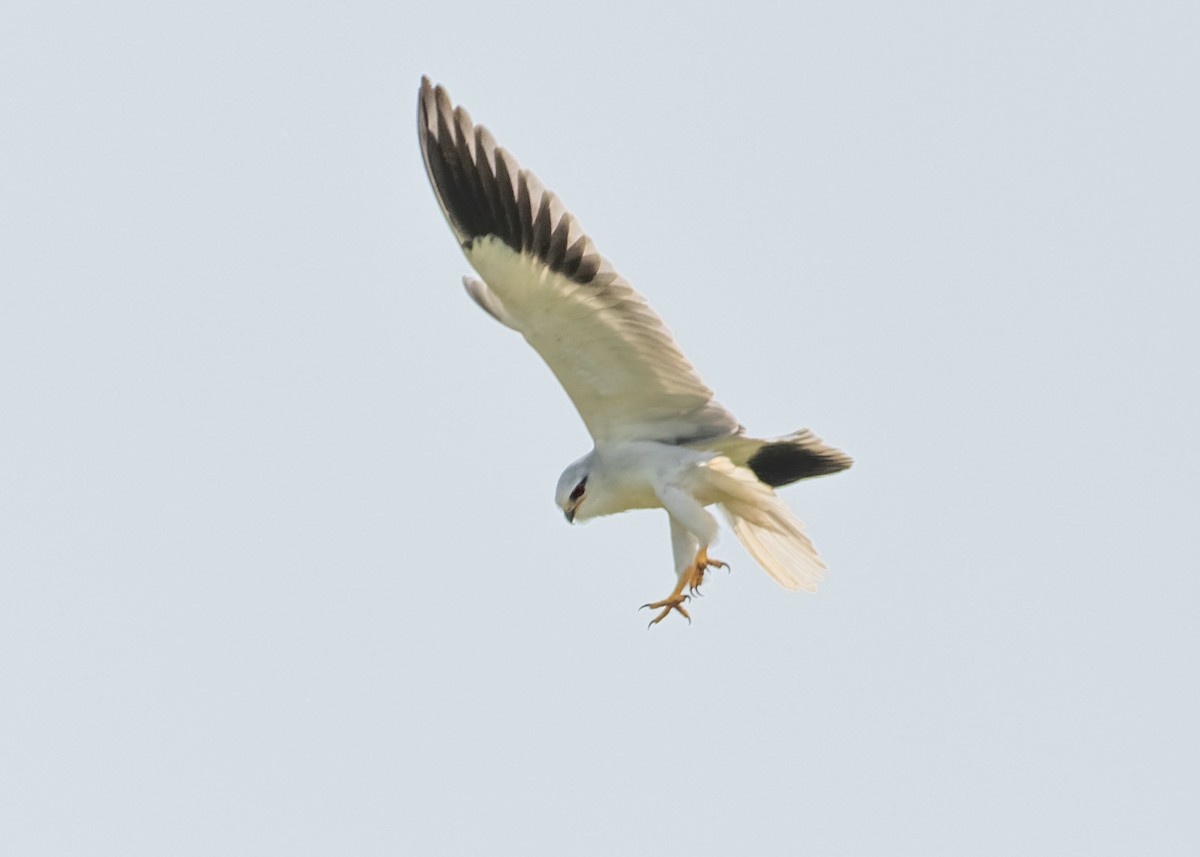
xmin=703 ymin=457 xmax=827 ymax=592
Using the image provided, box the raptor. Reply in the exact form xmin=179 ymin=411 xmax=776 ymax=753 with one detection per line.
xmin=417 ymin=77 xmax=851 ymax=625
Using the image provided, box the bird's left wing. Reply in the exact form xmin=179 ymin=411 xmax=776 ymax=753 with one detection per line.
xmin=418 ymin=77 xmax=740 ymax=446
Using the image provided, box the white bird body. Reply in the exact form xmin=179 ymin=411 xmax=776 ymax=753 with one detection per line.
xmin=417 ymin=77 xmax=851 ymax=623
xmin=559 ymin=442 xmax=719 ymax=519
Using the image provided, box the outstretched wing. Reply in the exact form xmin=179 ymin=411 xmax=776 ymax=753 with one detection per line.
xmin=418 ymin=77 xmax=739 ymax=446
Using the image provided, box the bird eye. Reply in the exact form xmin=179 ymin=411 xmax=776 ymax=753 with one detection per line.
xmin=569 ymin=479 xmax=587 ymax=501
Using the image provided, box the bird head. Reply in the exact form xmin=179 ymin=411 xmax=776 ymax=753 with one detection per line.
xmin=555 ymin=454 xmax=594 ymax=524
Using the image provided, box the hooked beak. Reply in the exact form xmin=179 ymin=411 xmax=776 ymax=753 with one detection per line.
xmin=564 ymin=505 xmax=576 ymax=524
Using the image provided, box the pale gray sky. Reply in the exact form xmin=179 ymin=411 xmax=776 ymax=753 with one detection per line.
xmin=2 ymin=1 xmax=1197 ymax=855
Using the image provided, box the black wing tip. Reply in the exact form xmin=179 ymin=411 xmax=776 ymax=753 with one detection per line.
xmin=417 ymin=76 xmax=446 ymax=113
xmin=416 ymin=76 xmax=603 ymax=286
xmin=416 ymin=76 xmax=441 ymax=138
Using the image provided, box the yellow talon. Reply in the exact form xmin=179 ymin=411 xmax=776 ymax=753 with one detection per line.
xmin=641 ymin=595 xmax=691 ymax=626
xmin=640 ymin=548 xmax=728 ymax=627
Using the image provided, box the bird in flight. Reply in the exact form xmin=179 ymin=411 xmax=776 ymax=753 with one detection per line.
xmin=417 ymin=77 xmax=851 ymax=625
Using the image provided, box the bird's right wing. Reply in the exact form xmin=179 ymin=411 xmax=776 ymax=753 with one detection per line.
xmin=418 ymin=77 xmax=740 ymax=446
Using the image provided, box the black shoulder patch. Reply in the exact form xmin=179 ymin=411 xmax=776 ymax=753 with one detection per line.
xmin=747 ymin=441 xmax=852 ymax=487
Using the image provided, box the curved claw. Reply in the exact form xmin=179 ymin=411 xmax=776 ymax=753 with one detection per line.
xmin=641 ymin=551 xmax=724 ymax=627
xmin=641 ymin=597 xmax=691 ymax=628
xmin=646 ymin=610 xmax=688 ymax=629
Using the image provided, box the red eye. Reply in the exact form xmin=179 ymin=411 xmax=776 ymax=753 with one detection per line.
xmin=569 ymin=480 xmax=586 ymax=501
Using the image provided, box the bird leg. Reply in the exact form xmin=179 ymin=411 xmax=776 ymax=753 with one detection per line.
xmin=687 ymin=546 xmax=729 ymax=594
xmin=641 ymin=547 xmax=729 ymax=627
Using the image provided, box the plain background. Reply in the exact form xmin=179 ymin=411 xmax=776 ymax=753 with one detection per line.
xmin=2 ymin=1 xmax=1197 ymax=854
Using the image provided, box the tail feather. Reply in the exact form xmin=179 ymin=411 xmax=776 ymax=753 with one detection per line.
xmin=723 ymin=510 xmax=825 ymax=592
xmin=696 ymin=429 xmax=852 ymax=488
xmin=703 ymin=457 xmax=827 ymax=592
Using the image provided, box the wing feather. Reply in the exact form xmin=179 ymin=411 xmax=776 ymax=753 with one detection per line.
xmin=417 ymin=77 xmax=739 ymax=445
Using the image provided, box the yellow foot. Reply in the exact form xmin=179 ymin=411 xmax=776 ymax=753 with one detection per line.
xmin=640 ymin=548 xmax=729 ymax=627
xmin=641 ymin=593 xmax=692 ymax=626
xmin=689 ymin=548 xmax=729 ymax=594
